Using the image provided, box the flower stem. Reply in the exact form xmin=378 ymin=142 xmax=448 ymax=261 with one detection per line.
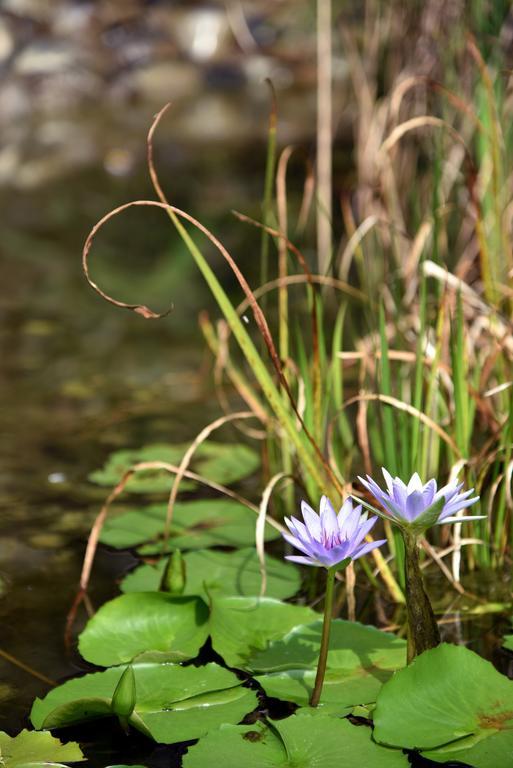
xmin=402 ymin=530 xmax=440 ymax=663
xmin=310 ymin=566 xmax=336 ymax=707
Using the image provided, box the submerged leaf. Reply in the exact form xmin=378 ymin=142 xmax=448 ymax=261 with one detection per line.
xmin=120 ymin=547 xmax=301 ymax=600
xmin=30 ymin=663 xmax=257 ymax=744
xmin=100 ymin=499 xmax=280 ymax=551
xmin=90 ymin=442 xmax=260 ymax=493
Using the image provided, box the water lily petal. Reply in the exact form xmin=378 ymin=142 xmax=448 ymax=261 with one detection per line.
xmin=407 ymin=472 xmax=423 ymax=493
xmin=382 ymin=467 xmax=396 ymax=494
xmin=353 ymin=538 xmax=388 ymax=560
xmin=285 ymin=555 xmax=319 ymax=566
xmin=320 ymin=495 xmax=339 ymax=540
xmin=300 ymin=500 xmax=322 ymax=538
xmin=282 ymin=532 xmax=311 ymax=556
xmin=281 ymin=495 xmax=386 ymax=569
xmin=405 ymin=490 xmax=428 ymax=521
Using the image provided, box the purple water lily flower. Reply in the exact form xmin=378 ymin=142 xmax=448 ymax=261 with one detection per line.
xmin=358 ymin=469 xmax=482 ymax=530
xmin=283 ymin=496 xmax=386 ymax=569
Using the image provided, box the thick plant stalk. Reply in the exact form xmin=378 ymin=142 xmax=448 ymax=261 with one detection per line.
xmin=310 ymin=566 xmax=336 ymax=707
xmin=403 ymin=530 xmax=440 ymax=663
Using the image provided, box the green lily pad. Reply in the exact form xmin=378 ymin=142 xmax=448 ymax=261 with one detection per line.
xmin=78 ymin=591 xmax=315 ymax=671
xmin=182 ymin=711 xmax=409 ymax=768
xmin=251 ymin=620 xmax=405 ymax=707
xmin=423 ymin=728 xmax=513 ymax=766
xmin=247 ymin=620 xmax=406 ymax=673
xmin=255 ymin=668 xmax=388 ymax=709
xmin=0 ymin=729 xmax=84 ymax=766
xmin=78 ymin=593 xmax=209 ymax=666
xmin=120 ymin=548 xmax=301 ymax=601
xmin=99 ymin=499 xmax=280 ymax=552
xmin=30 ymin=662 xmax=257 ymax=744
xmin=90 ymin=442 xmax=260 ymax=494
xmin=373 ymin=644 xmax=513 ymax=754
xmin=503 ymin=634 xmax=513 ymax=652
xmin=209 ymin=597 xmax=316 ymax=669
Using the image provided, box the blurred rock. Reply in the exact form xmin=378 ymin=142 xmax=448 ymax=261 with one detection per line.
xmin=14 ymin=41 xmax=78 ymax=76
xmin=0 ymin=18 xmax=14 ymax=63
xmin=126 ymin=60 xmax=202 ymax=103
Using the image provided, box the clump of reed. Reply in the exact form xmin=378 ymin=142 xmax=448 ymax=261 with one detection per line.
xmin=82 ymin=0 xmax=513 ymax=609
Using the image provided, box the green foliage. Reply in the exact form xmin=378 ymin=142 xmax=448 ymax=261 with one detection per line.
xmin=182 ymin=712 xmax=409 ymax=768
xmin=90 ymin=442 xmax=260 ymax=493
xmin=252 ymin=619 xmax=405 ymax=707
xmin=121 ymin=547 xmax=301 ymax=601
xmin=248 ymin=619 xmax=405 ymax=673
xmin=78 ymin=591 xmax=314 ymax=670
xmin=208 ymin=596 xmax=315 ymax=669
xmin=374 ymin=643 xmax=513 ymax=763
xmin=78 ymin=593 xmax=209 ymax=666
xmin=0 ymin=729 xmax=84 ymax=766
xmin=99 ymin=499 xmax=280 ymax=551
xmin=30 ymin=663 xmax=257 ymax=744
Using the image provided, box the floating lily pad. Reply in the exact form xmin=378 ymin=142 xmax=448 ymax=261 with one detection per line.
xmin=120 ymin=548 xmax=301 ymax=601
xmin=182 ymin=711 xmax=408 ymax=768
xmin=247 ymin=619 xmax=406 ymax=673
xmin=90 ymin=442 xmax=260 ymax=494
xmin=78 ymin=593 xmax=209 ymax=666
xmin=255 ymin=668 xmax=388 ymax=709
xmin=31 ymin=662 xmax=257 ymax=744
xmin=79 ymin=591 xmax=315 ymax=671
xmin=252 ymin=620 xmax=405 ymax=707
xmin=209 ymin=597 xmax=316 ymax=669
xmin=423 ymin=729 xmax=513 ymax=766
xmin=0 ymin=729 xmax=84 ymax=766
xmin=373 ymin=643 xmax=513 ymax=757
xmin=99 ymin=499 xmax=280 ymax=552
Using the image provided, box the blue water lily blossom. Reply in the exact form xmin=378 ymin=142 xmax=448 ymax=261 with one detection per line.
xmin=358 ymin=469 xmax=482 ymax=530
xmin=283 ymin=496 xmax=386 ymax=569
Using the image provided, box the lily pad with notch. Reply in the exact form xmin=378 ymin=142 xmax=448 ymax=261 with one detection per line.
xmin=182 ymin=710 xmax=409 ymax=767
xmin=373 ymin=643 xmax=513 ymax=766
xmin=251 ymin=619 xmax=405 ymax=708
xmin=30 ymin=662 xmax=257 ymax=745
xmin=90 ymin=441 xmax=260 ymax=494
xmin=78 ymin=591 xmax=316 ymax=671
xmin=78 ymin=593 xmax=209 ymax=666
xmin=99 ymin=499 xmax=280 ymax=552
xmin=120 ymin=547 xmax=301 ymax=601
xmin=209 ymin=596 xmax=316 ymax=669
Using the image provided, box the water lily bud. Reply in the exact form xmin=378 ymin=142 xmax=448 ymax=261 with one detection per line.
xmin=160 ymin=550 xmax=186 ymax=594
xmin=111 ymin=665 xmax=136 ymax=719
